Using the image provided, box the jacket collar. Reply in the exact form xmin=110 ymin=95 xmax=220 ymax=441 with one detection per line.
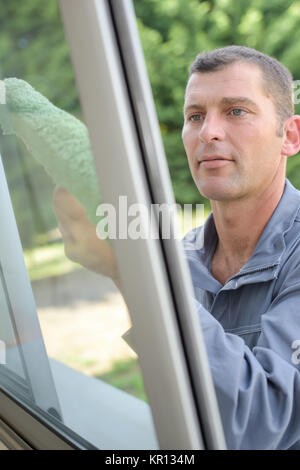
xmin=184 ymin=179 xmax=300 ymax=291
xmin=239 ymin=178 xmax=300 ymax=273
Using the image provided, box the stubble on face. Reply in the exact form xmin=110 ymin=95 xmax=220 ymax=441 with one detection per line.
xmin=182 ymin=62 xmax=285 ymax=204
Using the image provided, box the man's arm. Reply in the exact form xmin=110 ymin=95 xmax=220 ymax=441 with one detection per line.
xmin=194 ymin=259 xmax=300 ymax=449
xmin=53 ymin=186 xmax=121 ymax=288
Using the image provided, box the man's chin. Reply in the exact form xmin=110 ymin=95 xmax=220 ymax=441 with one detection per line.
xmin=196 ymin=180 xmax=237 ymax=202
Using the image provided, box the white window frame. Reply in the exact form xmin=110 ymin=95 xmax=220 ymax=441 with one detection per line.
xmin=59 ymin=0 xmax=226 ymax=450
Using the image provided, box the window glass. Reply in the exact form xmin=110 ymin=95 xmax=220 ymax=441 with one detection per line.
xmin=0 ymin=0 xmax=158 ymax=449
xmin=0 ymin=268 xmax=26 ymax=380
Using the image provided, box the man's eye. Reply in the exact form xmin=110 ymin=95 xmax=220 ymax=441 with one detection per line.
xmin=189 ymin=114 xmax=203 ymax=122
xmin=230 ymin=108 xmax=246 ymax=117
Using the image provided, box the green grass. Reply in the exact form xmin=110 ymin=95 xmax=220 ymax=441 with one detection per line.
xmin=24 ymin=241 xmax=80 ymax=281
xmin=95 ymin=358 xmax=148 ymax=402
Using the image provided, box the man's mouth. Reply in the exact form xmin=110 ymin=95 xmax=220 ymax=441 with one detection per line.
xmin=199 ymin=155 xmax=233 ymax=168
xmin=200 ymin=155 xmax=230 ymax=163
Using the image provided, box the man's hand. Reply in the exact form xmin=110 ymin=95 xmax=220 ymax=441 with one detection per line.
xmin=53 ymin=186 xmax=120 ymax=286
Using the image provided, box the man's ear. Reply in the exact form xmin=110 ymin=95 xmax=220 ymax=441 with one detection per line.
xmin=281 ymin=115 xmax=300 ymax=157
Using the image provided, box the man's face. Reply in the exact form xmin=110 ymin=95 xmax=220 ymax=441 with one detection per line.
xmin=182 ymin=61 xmax=286 ymax=202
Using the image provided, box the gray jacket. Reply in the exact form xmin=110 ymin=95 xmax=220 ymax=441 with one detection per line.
xmin=183 ymin=178 xmax=300 ymax=450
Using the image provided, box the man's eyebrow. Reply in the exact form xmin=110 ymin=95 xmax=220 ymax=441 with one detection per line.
xmin=220 ymin=96 xmax=259 ymax=109
xmin=183 ymin=97 xmax=259 ymax=114
xmin=183 ymin=104 xmax=205 ymax=114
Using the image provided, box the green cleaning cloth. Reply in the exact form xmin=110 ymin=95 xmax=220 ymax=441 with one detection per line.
xmin=0 ymin=78 xmax=101 ymax=226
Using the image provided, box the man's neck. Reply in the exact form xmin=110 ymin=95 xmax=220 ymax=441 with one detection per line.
xmin=210 ymin=177 xmax=286 ymax=284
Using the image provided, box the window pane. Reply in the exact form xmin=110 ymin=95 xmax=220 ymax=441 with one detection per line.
xmin=0 ymin=0 xmax=157 ymax=449
xmin=0 ymin=267 xmax=26 ymax=380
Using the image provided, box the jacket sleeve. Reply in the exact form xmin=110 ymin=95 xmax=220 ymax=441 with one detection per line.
xmin=194 ymin=263 xmax=300 ymax=449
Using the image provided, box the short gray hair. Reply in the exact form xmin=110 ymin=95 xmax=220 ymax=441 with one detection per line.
xmin=189 ymin=45 xmax=294 ymax=136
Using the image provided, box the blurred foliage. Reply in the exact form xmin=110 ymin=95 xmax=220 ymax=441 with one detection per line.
xmin=0 ymin=0 xmax=77 ymax=248
xmin=0 ymin=0 xmax=300 ymax=248
xmin=133 ymin=0 xmax=300 ymax=202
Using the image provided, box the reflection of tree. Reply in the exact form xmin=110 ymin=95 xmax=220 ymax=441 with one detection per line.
xmin=0 ymin=0 xmax=78 ymax=249
xmin=0 ymin=132 xmax=56 ymax=249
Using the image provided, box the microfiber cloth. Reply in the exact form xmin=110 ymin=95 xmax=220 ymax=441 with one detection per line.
xmin=0 ymin=78 xmax=101 ymax=226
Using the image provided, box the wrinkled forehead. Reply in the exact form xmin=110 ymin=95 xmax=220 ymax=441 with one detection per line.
xmin=184 ymin=62 xmax=268 ymax=106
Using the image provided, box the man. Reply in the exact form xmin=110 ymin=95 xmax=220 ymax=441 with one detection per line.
xmin=53 ymin=46 xmax=300 ymax=449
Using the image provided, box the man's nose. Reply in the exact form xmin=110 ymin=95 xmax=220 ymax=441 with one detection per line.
xmin=198 ymin=112 xmax=225 ymax=142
